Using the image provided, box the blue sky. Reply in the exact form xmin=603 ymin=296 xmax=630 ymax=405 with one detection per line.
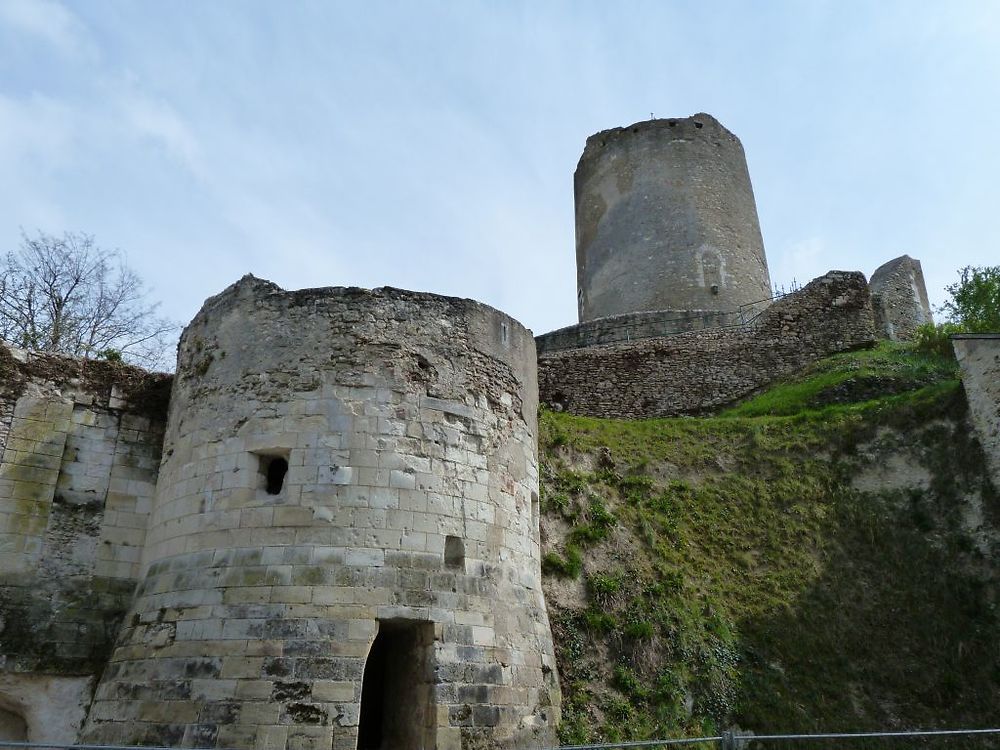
xmin=1 ymin=1 xmax=998 ymax=339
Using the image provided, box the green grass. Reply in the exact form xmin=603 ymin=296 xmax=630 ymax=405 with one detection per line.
xmin=719 ymin=342 xmax=958 ymax=418
xmin=540 ymin=343 xmax=999 ymax=744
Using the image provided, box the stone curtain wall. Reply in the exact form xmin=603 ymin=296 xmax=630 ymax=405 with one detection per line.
xmin=953 ymin=335 xmax=1000 ymax=490
xmin=535 ymin=308 xmax=747 ymax=354
xmin=0 ymin=345 xmax=169 ymax=743
xmin=539 ymin=271 xmax=876 ymax=419
xmin=83 ymin=277 xmax=559 ymax=750
xmin=869 ymin=255 xmax=933 ymax=341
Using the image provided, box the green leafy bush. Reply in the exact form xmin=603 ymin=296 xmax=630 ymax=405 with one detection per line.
xmin=913 ymin=321 xmax=961 ymax=358
xmin=941 ymin=265 xmax=1000 ymax=332
xmin=542 ymin=546 xmax=583 ymax=578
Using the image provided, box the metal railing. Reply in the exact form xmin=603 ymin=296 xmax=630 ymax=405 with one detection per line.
xmin=4 ymin=727 xmax=1000 ymax=750
xmin=536 ymin=292 xmax=790 ymax=355
xmin=0 ymin=745 xmax=222 ymax=750
xmin=553 ymin=728 xmax=1000 ymax=750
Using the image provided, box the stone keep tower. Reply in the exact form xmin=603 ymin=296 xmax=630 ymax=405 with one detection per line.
xmin=82 ymin=277 xmax=560 ymax=750
xmin=575 ymin=113 xmax=772 ymax=322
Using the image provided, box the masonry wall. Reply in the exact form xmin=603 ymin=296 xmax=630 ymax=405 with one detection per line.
xmin=870 ymin=255 xmax=933 ymax=341
xmin=536 ymin=307 xmax=747 ymax=354
xmin=952 ymin=335 xmax=1000 ymax=490
xmin=540 ymin=271 xmax=876 ymax=419
xmin=575 ymin=114 xmax=772 ymax=322
xmin=0 ymin=344 xmax=169 ymax=742
xmin=82 ymin=276 xmax=560 ymax=750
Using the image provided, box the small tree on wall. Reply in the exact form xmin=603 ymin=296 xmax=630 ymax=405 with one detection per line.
xmin=941 ymin=266 xmax=1000 ymax=333
xmin=0 ymin=231 xmax=177 ymax=369
xmin=915 ymin=265 xmax=1000 ymax=357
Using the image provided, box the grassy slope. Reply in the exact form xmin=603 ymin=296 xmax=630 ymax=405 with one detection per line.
xmin=539 ymin=344 xmax=1000 ymax=743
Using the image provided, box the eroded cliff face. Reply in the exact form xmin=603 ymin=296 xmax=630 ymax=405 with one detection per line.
xmin=538 ymin=344 xmax=1000 ymax=743
xmin=0 ymin=344 xmax=170 ymax=743
xmin=953 ymin=335 xmax=1000 ymax=490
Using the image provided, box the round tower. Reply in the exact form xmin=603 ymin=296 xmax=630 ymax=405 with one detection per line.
xmin=575 ymin=113 xmax=772 ymax=322
xmin=82 ymin=276 xmax=559 ymax=750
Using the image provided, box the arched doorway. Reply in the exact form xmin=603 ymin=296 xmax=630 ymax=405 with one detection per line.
xmin=0 ymin=702 xmax=27 ymax=743
xmin=357 ymin=620 xmax=436 ymax=750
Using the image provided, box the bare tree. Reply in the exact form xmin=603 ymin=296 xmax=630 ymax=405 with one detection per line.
xmin=0 ymin=231 xmax=178 ymax=369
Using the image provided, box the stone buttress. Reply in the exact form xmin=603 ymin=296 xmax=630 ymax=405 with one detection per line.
xmin=82 ymin=276 xmax=560 ymax=750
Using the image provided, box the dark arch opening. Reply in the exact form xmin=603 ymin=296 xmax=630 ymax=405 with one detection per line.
xmin=0 ymin=701 xmax=27 ymax=743
xmin=357 ymin=621 xmax=435 ymax=750
xmin=265 ymin=457 xmax=288 ymax=495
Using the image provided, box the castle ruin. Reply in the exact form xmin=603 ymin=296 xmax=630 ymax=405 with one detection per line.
xmin=538 ymin=115 xmax=935 ymax=419
xmin=0 ymin=281 xmax=559 ymax=750
xmin=0 ymin=113 xmax=972 ymax=750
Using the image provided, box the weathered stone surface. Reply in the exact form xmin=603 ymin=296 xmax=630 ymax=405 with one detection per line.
xmin=81 ymin=276 xmax=560 ymax=750
xmin=953 ymin=334 xmax=1000 ymax=490
xmin=869 ymin=255 xmax=933 ymax=341
xmin=536 ymin=307 xmax=758 ymax=354
xmin=0 ymin=345 xmax=168 ymax=743
xmin=575 ymin=114 xmax=772 ymax=322
xmin=540 ymin=271 xmax=876 ymax=419
xmin=0 ymin=673 xmax=94 ymax=744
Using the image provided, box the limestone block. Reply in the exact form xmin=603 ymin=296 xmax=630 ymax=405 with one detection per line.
xmin=952 ymin=334 xmax=1000 ymax=490
xmin=82 ymin=277 xmax=559 ymax=750
xmin=540 ymin=270 xmax=877 ymax=419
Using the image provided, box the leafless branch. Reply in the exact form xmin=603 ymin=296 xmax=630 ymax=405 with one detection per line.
xmin=0 ymin=230 xmax=179 ymax=370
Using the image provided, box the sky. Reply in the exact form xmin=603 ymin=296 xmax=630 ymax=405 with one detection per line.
xmin=1 ymin=0 xmax=998 ymax=345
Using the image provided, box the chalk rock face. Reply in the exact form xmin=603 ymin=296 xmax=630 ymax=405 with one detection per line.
xmin=953 ymin=334 xmax=1000 ymax=491
xmin=869 ymin=255 xmax=933 ymax=341
xmin=82 ymin=276 xmax=559 ymax=750
xmin=575 ymin=113 xmax=772 ymax=323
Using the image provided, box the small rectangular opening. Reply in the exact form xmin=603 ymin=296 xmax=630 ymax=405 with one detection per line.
xmin=357 ymin=620 xmax=436 ymax=750
xmin=254 ymin=451 xmax=290 ymax=496
xmin=444 ymin=535 xmax=465 ymax=570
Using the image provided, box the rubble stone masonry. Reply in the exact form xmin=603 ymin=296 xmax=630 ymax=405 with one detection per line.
xmin=869 ymin=255 xmax=933 ymax=341
xmin=539 ymin=271 xmax=877 ymax=419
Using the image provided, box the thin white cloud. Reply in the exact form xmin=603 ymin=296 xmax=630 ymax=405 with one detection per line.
xmin=0 ymin=92 xmax=75 ymax=169
xmin=0 ymin=1 xmax=997 ymax=336
xmin=0 ymin=92 xmax=75 ymax=231
xmin=119 ymin=95 xmax=206 ymax=179
xmin=0 ymin=0 xmax=95 ymax=58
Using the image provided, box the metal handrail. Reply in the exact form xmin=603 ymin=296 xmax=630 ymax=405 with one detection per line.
xmin=550 ymin=727 xmax=1000 ymax=750
xmin=537 ymin=292 xmax=790 ymax=354
xmin=5 ymin=726 xmax=1000 ymax=750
